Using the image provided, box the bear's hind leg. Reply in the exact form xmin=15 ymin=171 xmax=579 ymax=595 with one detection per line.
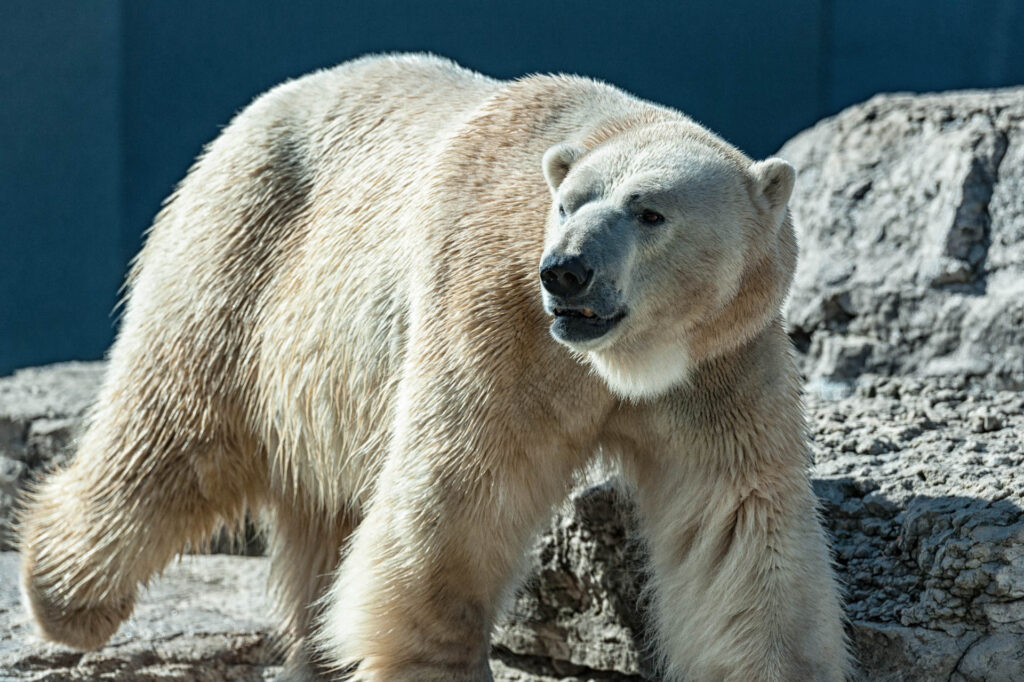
xmin=18 ymin=385 xmax=263 ymax=650
xmin=268 ymin=499 xmax=356 ymax=681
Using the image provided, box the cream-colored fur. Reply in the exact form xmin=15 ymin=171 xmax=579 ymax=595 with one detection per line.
xmin=19 ymin=54 xmax=847 ymax=681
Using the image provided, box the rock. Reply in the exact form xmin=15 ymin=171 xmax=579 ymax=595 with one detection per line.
xmin=495 ymin=385 xmax=1024 ymax=680
xmin=780 ymin=88 xmax=1024 ymax=391
xmin=0 ymin=552 xmax=281 ymax=681
xmin=0 ymin=362 xmax=103 ymax=463
xmin=957 ymin=633 xmax=1024 ymax=681
xmin=808 ymin=376 xmax=1024 ymax=680
xmin=0 ymin=551 xmax=617 ymax=682
xmin=849 ymin=622 xmax=975 ymax=682
xmin=494 ymin=483 xmax=654 ymax=679
xmin=0 ymin=363 xmax=105 ymax=550
xmin=3 ymin=379 xmax=1023 ymax=680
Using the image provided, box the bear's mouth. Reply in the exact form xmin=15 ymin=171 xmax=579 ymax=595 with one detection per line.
xmin=550 ymin=307 xmax=626 ymax=344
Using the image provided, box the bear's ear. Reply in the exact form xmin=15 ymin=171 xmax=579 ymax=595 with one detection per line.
xmin=542 ymin=142 xmax=586 ymax=193
xmin=749 ymin=158 xmax=796 ymax=229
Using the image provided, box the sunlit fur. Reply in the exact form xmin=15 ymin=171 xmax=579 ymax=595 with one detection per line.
xmin=18 ymin=54 xmax=847 ymax=681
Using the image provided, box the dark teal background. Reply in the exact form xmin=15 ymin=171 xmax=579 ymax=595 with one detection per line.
xmin=3 ymin=1 xmax=1023 ymax=375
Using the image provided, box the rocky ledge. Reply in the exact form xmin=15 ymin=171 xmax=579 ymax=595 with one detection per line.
xmin=782 ymin=88 xmax=1024 ymax=394
xmin=0 ymin=552 xmax=279 ymax=681
xmin=2 ymin=372 xmax=1022 ymax=680
xmin=496 ymin=375 xmax=1024 ymax=681
xmin=3 ymin=87 xmax=1024 ymax=681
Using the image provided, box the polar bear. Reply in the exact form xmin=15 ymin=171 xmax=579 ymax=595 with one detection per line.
xmin=19 ymin=54 xmax=847 ymax=681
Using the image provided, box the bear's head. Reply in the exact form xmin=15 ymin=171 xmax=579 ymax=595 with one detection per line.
xmin=539 ymin=121 xmax=797 ymax=400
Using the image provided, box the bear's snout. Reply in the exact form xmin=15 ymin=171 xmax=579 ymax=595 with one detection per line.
xmin=540 ymin=254 xmax=593 ymax=298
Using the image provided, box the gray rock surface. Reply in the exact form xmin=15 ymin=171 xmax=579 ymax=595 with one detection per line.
xmin=1 ymin=379 xmax=1022 ymax=682
xmin=811 ymin=376 xmax=1024 ymax=680
xmin=494 ymin=483 xmax=651 ymax=680
xmin=0 ymin=362 xmax=104 ymax=550
xmin=780 ymin=88 xmax=1024 ymax=393
xmin=492 ymin=378 xmax=1024 ymax=681
xmin=0 ymin=552 xmax=280 ymax=681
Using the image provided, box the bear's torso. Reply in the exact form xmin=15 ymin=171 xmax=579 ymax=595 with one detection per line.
xmin=237 ymin=56 xmax=668 ymax=513
xmin=126 ymin=54 xmax=671 ymax=515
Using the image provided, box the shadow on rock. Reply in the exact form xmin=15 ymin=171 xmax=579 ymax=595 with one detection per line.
xmin=814 ymin=479 xmax=1024 ymax=681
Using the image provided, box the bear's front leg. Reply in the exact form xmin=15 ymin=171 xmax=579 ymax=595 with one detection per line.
xmin=316 ymin=369 xmax=588 ymax=681
xmin=613 ymin=331 xmax=849 ymax=681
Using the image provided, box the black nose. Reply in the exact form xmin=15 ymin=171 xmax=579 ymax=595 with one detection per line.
xmin=540 ymin=255 xmax=593 ymax=298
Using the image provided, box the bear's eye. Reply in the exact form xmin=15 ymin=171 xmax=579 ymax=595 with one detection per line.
xmin=639 ymin=209 xmax=664 ymax=225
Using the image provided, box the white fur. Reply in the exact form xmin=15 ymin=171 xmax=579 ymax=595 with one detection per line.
xmin=589 ymin=341 xmax=691 ymax=401
xmin=18 ymin=54 xmax=847 ymax=681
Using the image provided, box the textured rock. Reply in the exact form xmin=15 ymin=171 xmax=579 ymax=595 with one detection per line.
xmin=495 ymin=379 xmax=1024 ymax=681
xmin=3 ymin=375 xmax=1023 ymax=681
xmin=810 ymin=377 xmax=1024 ymax=680
xmin=0 ymin=362 xmax=104 ymax=550
xmin=780 ymin=88 xmax=1024 ymax=393
xmin=494 ymin=483 xmax=652 ymax=680
xmin=0 ymin=552 xmax=281 ymax=681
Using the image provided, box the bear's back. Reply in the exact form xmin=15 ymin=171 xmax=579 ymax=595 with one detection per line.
xmin=120 ymin=53 xmax=668 ymax=514
xmin=243 ymin=56 xmax=512 ymax=507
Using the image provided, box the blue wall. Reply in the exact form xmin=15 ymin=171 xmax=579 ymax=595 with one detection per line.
xmin=1 ymin=1 xmax=123 ymax=375
xmin=3 ymin=0 xmax=1023 ymax=375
